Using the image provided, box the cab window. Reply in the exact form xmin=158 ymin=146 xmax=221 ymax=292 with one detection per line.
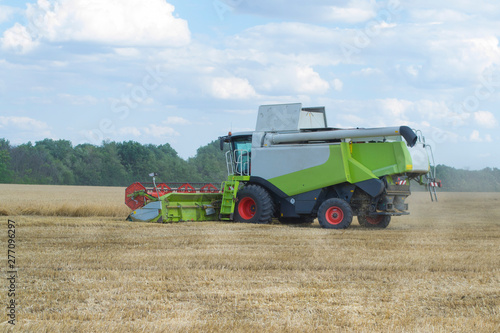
xmin=232 ymin=137 xmax=252 ymax=175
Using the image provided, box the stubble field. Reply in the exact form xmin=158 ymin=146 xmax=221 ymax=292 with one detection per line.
xmin=0 ymin=184 xmax=499 ymax=332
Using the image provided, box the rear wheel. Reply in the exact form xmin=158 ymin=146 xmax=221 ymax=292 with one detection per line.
xmin=234 ymin=185 xmax=274 ymax=224
xmin=358 ymin=214 xmax=391 ymax=228
xmin=317 ymin=198 xmax=353 ymax=229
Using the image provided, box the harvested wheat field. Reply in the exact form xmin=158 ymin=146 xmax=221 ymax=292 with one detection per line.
xmin=0 ymin=184 xmax=499 ymax=332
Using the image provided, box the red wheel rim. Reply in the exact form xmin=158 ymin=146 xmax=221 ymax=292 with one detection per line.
xmin=238 ymin=197 xmax=256 ymax=220
xmin=325 ymin=206 xmax=344 ymax=225
xmin=366 ymin=215 xmax=384 ymax=225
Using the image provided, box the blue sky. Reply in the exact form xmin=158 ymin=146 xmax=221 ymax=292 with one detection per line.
xmin=0 ymin=0 xmax=499 ymax=169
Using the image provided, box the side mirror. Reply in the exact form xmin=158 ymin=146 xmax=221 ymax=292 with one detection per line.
xmin=219 ymin=137 xmax=225 ymax=151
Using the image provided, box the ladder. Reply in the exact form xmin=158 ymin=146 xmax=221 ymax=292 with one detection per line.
xmin=219 ymin=179 xmax=240 ymax=220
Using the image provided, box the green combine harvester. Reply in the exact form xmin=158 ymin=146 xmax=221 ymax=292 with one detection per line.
xmin=125 ymin=103 xmax=440 ymax=229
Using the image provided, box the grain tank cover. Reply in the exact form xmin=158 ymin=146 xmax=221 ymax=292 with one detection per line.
xmin=256 ymin=103 xmax=327 ymax=132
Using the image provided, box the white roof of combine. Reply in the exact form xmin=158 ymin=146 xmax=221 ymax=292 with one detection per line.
xmin=256 ymin=103 xmax=327 ymax=132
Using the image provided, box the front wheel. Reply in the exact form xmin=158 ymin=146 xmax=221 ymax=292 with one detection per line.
xmin=358 ymin=215 xmax=391 ymax=228
xmin=317 ymin=198 xmax=353 ymax=229
xmin=234 ymin=185 xmax=274 ymax=224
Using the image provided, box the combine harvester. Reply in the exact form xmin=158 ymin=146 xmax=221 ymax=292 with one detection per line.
xmin=125 ymin=103 xmax=440 ymax=229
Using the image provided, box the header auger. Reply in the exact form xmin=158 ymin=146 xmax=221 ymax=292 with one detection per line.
xmin=125 ymin=103 xmax=440 ymax=229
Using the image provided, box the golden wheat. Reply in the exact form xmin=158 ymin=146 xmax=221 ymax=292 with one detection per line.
xmin=0 ymin=184 xmax=129 ymax=217
xmin=0 ymin=185 xmax=499 ymax=332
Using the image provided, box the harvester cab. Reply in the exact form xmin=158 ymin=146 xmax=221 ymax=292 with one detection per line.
xmin=220 ymin=132 xmax=253 ymax=176
xmin=126 ymin=103 xmax=440 ymax=229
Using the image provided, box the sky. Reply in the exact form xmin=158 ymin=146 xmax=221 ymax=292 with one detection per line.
xmin=0 ymin=0 xmax=499 ymax=170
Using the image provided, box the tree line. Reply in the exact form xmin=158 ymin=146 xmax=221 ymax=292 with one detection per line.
xmin=0 ymin=138 xmax=499 ymax=191
xmin=0 ymin=138 xmax=227 ymax=186
xmin=432 ymin=164 xmax=500 ymax=192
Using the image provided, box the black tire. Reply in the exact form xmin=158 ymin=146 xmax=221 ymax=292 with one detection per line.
xmin=234 ymin=185 xmax=274 ymax=224
xmin=278 ymin=216 xmax=315 ymax=225
xmin=358 ymin=215 xmax=391 ymax=228
xmin=317 ymin=198 xmax=353 ymax=229
xmin=358 ymin=215 xmax=367 ymax=227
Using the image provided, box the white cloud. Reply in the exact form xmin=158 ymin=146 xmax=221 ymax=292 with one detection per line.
xmin=0 ymin=116 xmax=50 ymax=132
xmin=239 ymin=65 xmax=330 ymax=96
xmin=117 ymin=125 xmax=179 ymax=139
xmin=412 ymin=100 xmax=451 ymax=121
xmin=323 ymin=98 xmax=465 ymax=137
xmin=377 ymin=22 xmax=397 ymax=29
xmin=353 ymin=67 xmax=383 ymax=76
xmin=0 ymin=116 xmax=52 ymax=142
xmin=210 ymin=77 xmax=256 ymax=100
xmin=58 ymin=94 xmax=98 ymax=105
xmin=296 ymin=66 xmax=330 ymax=93
xmin=229 ymin=22 xmax=343 ymax=67
xmin=118 ymin=127 xmax=141 ymax=137
xmin=414 ymin=35 xmax=500 ymax=84
xmin=1 ymin=23 xmax=39 ymax=54
xmin=469 ymin=130 xmax=493 ymax=143
xmin=474 ymin=111 xmax=498 ymax=128
xmin=332 ymin=79 xmax=343 ymax=92
xmin=143 ymin=124 xmax=179 ymax=138
xmin=324 ymin=0 xmax=376 ymax=23
xmin=239 ymin=0 xmax=376 ymax=24
xmin=224 ymin=109 xmax=256 ymax=115
xmin=166 ymin=116 xmax=190 ymax=125
xmin=337 ymin=13 xmax=500 ymax=86
xmin=0 ymin=5 xmax=16 ymax=24
xmin=410 ymin=9 xmax=472 ymax=23
xmin=2 ymin=0 xmax=500 ymax=169
xmin=114 ymin=48 xmax=141 ymax=57
xmin=2 ymin=0 xmax=190 ymax=53
xmin=378 ymin=98 xmax=413 ymax=119
xmin=470 ymin=130 xmax=482 ymax=142
xmin=407 ymin=65 xmax=422 ymax=77
xmin=340 ymin=114 xmax=365 ymax=125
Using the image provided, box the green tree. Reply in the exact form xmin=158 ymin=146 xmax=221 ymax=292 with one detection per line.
xmin=10 ymin=142 xmax=55 ymax=184
xmin=116 ymin=141 xmax=155 ymax=182
xmin=72 ymin=144 xmax=104 ymax=185
xmin=188 ymin=140 xmax=228 ymax=182
xmin=35 ymin=139 xmax=75 ymax=184
xmin=100 ymin=141 xmax=129 ymax=186
xmin=0 ymin=150 xmax=13 ymax=183
xmin=0 ymin=139 xmax=13 ymax=183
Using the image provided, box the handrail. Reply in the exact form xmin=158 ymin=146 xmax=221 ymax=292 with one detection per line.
xmin=225 ymin=149 xmax=250 ymax=176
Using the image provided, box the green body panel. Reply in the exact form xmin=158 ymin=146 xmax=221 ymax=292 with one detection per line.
xmin=351 ymin=141 xmax=412 ymax=177
xmin=268 ymin=144 xmax=346 ymax=196
xmin=219 ymin=176 xmax=249 ymax=219
xmin=159 ymin=192 xmax=222 ymax=222
xmin=128 ymin=191 xmax=222 ymax=223
xmin=266 ymin=141 xmax=412 ymax=196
